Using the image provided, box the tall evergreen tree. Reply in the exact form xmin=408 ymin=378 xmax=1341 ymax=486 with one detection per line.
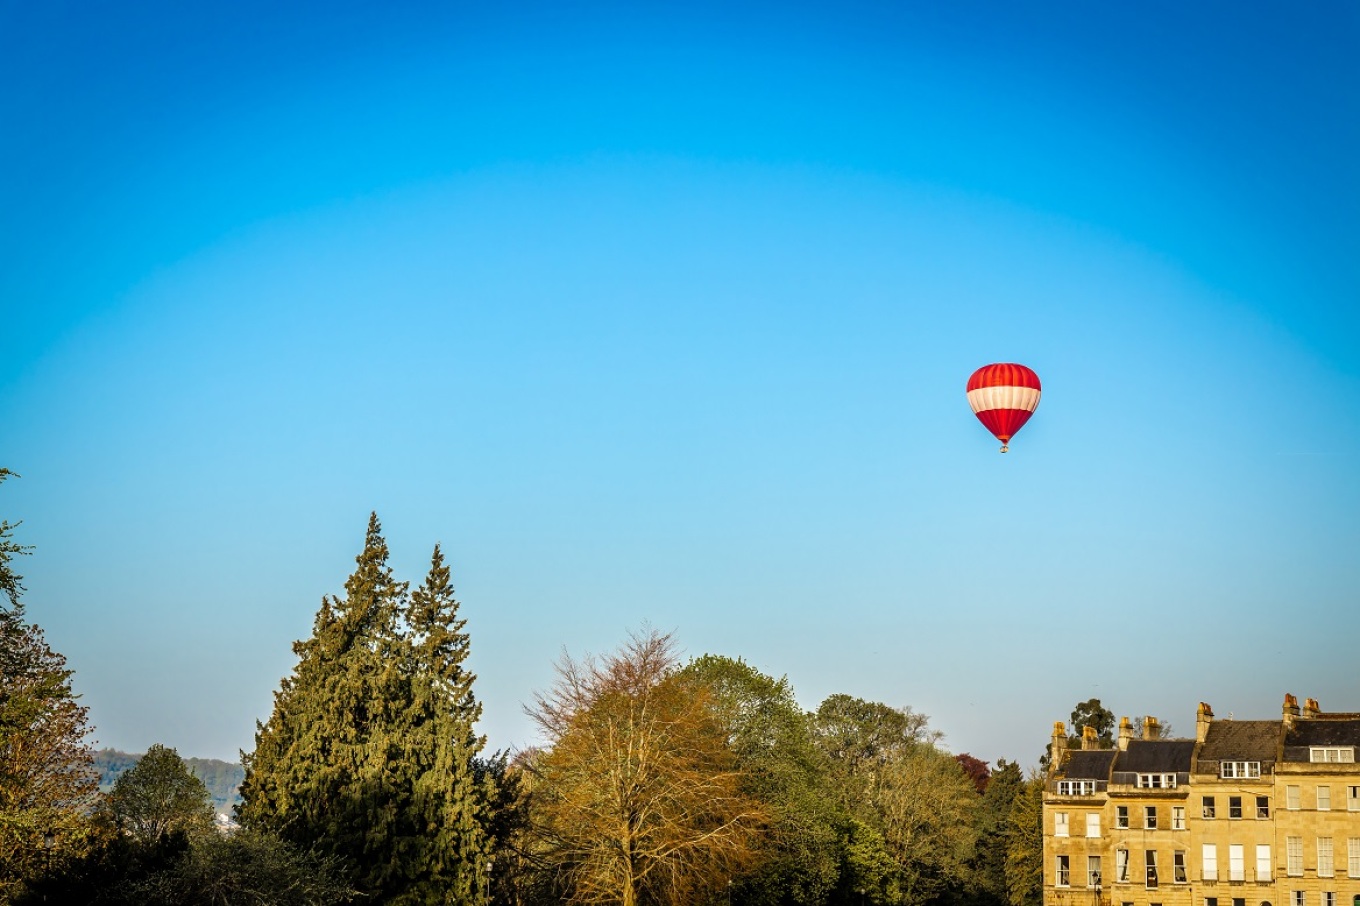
xmin=238 ymin=515 xmax=493 ymax=905
xmin=401 ymin=544 xmax=492 ymax=903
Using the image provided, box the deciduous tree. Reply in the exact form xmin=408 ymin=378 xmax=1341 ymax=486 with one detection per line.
xmin=104 ymin=744 xmax=214 ymax=845
xmin=0 ymin=469 xmax=99 ymax=899
xmin=812 ymin=695 xmax=978 ymax=906
xmin=527 ymin=630 xmax=765 ymax=906
xmin=681 ymin=655 xmax=842 ymax=906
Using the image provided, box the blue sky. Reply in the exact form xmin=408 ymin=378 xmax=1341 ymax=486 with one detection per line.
xmin=3 ymin=1 xmax=1357 ymax=763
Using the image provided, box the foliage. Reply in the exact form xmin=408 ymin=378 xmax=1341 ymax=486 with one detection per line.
xmin=95 ymin=749 xmax=245 ymax=815
xmin=401 ymin=543 xmax=494 ymax=903
xmin=1068 ymin=699 xmax=1115 ymax=746
xmin=681 ymin=655 xmax=843 ymax=906
xmin=813 ymin=694 xmax=940 ymax=812
xmin=954 ymin=754 xmax=991 ymax=794
xmin=239 ymin=515 xmax=492 ymax=904
xmin=121 ymin=828 xmax=359 ymax=906
xmin=874 ymin=745 xmax=981 ymax=905
xmin=1002 ymin=773 xmax=1043 ymax=906
xmin=968 ymin=758 xmax=1023 ymax=906
xmin=103 ymin=743 xmax=214 ymax=844
xmin=21 ymin=824 xmax=357 ymax=906
xmin=526 ymin=629 xmax=765 ymax=906
xmin=0 ymin=470 xmax=31 ymax=610
xmin=811 ymin=695 xmax=980 ymax=906
xmin=0 ymin=469 xmax=99 ymax=902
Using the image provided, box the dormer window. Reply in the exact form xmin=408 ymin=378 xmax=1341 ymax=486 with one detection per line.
xmin=1309 ymin=747 xmax=1355 ymax=763
xmin=1137 ymin=773 xmax=1177 ymax=789
xmin=1058 ymin=780 xmax=1097 ymax=795
xmin=1220 ymin=761 xmax=1261 ymax=778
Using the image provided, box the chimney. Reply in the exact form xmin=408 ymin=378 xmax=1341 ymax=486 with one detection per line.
xmin=1082 ymin=725 xmax=1099 ymax=750
xmin=1143 ymin=716 xmax=1161 ymax=740
xmin=1196 ymin=702 xmax=1214 ymax=743
xmin=1118 ymin=716 xmax=1133 ymax=751
xmin=1283 ymin=693 xmax=1300 ymax=730
xmin=1303 ymin=698 xmax=1320 ymax=719
xmin=1050 ymin=721 xmax=1068 ymax=773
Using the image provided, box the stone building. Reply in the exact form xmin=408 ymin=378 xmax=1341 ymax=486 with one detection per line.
xmin=1044 ymin=696 xmax=1360 ymax=906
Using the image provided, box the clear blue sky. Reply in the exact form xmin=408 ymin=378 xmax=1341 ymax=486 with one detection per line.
xmin=3 ymin=1 xmax=1357 ymax=763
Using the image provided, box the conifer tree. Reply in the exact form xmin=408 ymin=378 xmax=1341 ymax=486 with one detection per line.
xmin=239 ymin=516 xmax=494 ymax=905
xmin=238 ymin=513 xmax=412 ymax=897
xmin=401 ymin=544 xmax=492 ymax=903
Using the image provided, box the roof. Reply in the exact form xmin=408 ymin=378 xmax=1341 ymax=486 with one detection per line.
xmin=1061 ymin=749 xmax=1116 ymax=780
xmin=1283 ymin=717 xmax=1360 ymax=752
xmin=1196 ymin=720 xmax=1280 ymax=770
xmin=1114 ymin=739 xmax=1196 ymax=773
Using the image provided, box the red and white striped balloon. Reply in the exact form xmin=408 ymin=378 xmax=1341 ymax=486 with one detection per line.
xmin=966 ymin=363 xmax=1041 ymax=452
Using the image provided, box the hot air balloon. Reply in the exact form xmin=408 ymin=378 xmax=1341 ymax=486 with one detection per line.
xmin=966 ymin=363 xmax=1041 ymax=452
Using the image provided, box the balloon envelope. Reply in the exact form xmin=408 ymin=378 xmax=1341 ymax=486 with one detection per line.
xmin=966 ymin=363 xmax=1041 ymax=450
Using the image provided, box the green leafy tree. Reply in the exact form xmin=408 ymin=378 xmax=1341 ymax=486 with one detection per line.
xmin=104 ymin=744 xmax=214 ymax=845
xmin=812 ymin=695 xmax=978 ymax=906
xmin=0 ymin=469 xmax=99 ymax=899
xmin=813 ymin=695 xmax=940 ymax=811
xmin=1069 ymin=699 xmax=1115 ymax=746
xmin=875 ymin=745 xmax=981 ymax=906
xmin=681 ymin=655 xmax=843 ymax=906
xmin=240 ymin=514 xmax=494 ymax=904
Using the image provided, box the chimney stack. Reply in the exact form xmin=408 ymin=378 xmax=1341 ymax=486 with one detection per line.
xmin=1303 ymin=698 xmax=1320 ymax=719
xmin=1082 ymin=725 xmax=1099 ymax=750
xmin=1143 ymin=716 xmax=1161 ymax=740
xmin=1283 ymin=693 xmax=1300 ymax=730
xmin=1050 ymin=722 xmax=1068 ymax=774
xmin=1118 ymin=716 xmax=1133 ymax=751
xmin=1196 ymin=702 xmax=1214 ymax=743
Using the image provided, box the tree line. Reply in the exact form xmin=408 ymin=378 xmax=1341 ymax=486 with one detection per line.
xmin=4 ymin=480 xmax=1077 ymax=905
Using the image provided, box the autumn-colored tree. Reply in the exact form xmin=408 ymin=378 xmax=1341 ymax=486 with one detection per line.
xmin=955 ymin=754 xmax=991 ymax=794
xmin=527 ymin=630 xmax=765 ymax=906
xmin=0 ymin=469 xmax=99 ymax=900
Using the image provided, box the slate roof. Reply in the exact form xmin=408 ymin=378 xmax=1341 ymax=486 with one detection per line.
xmin=1061 ymin=749 xmax=1116 ymax=780
xmin=1195 ymin=720 xmax=1280 ymax=773
xmin=1114 ymin=739 xmax=1196 ymax=773
xmin=1282 ymin=717 xmax=1360 ymax=759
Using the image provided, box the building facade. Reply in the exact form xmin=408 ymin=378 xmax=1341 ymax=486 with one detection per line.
xmin=1044 ymin=696 xmax=1360 ymax=906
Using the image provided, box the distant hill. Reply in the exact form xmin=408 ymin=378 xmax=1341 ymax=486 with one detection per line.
xmin=94 ymin=748 xmax=244 ymax=815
